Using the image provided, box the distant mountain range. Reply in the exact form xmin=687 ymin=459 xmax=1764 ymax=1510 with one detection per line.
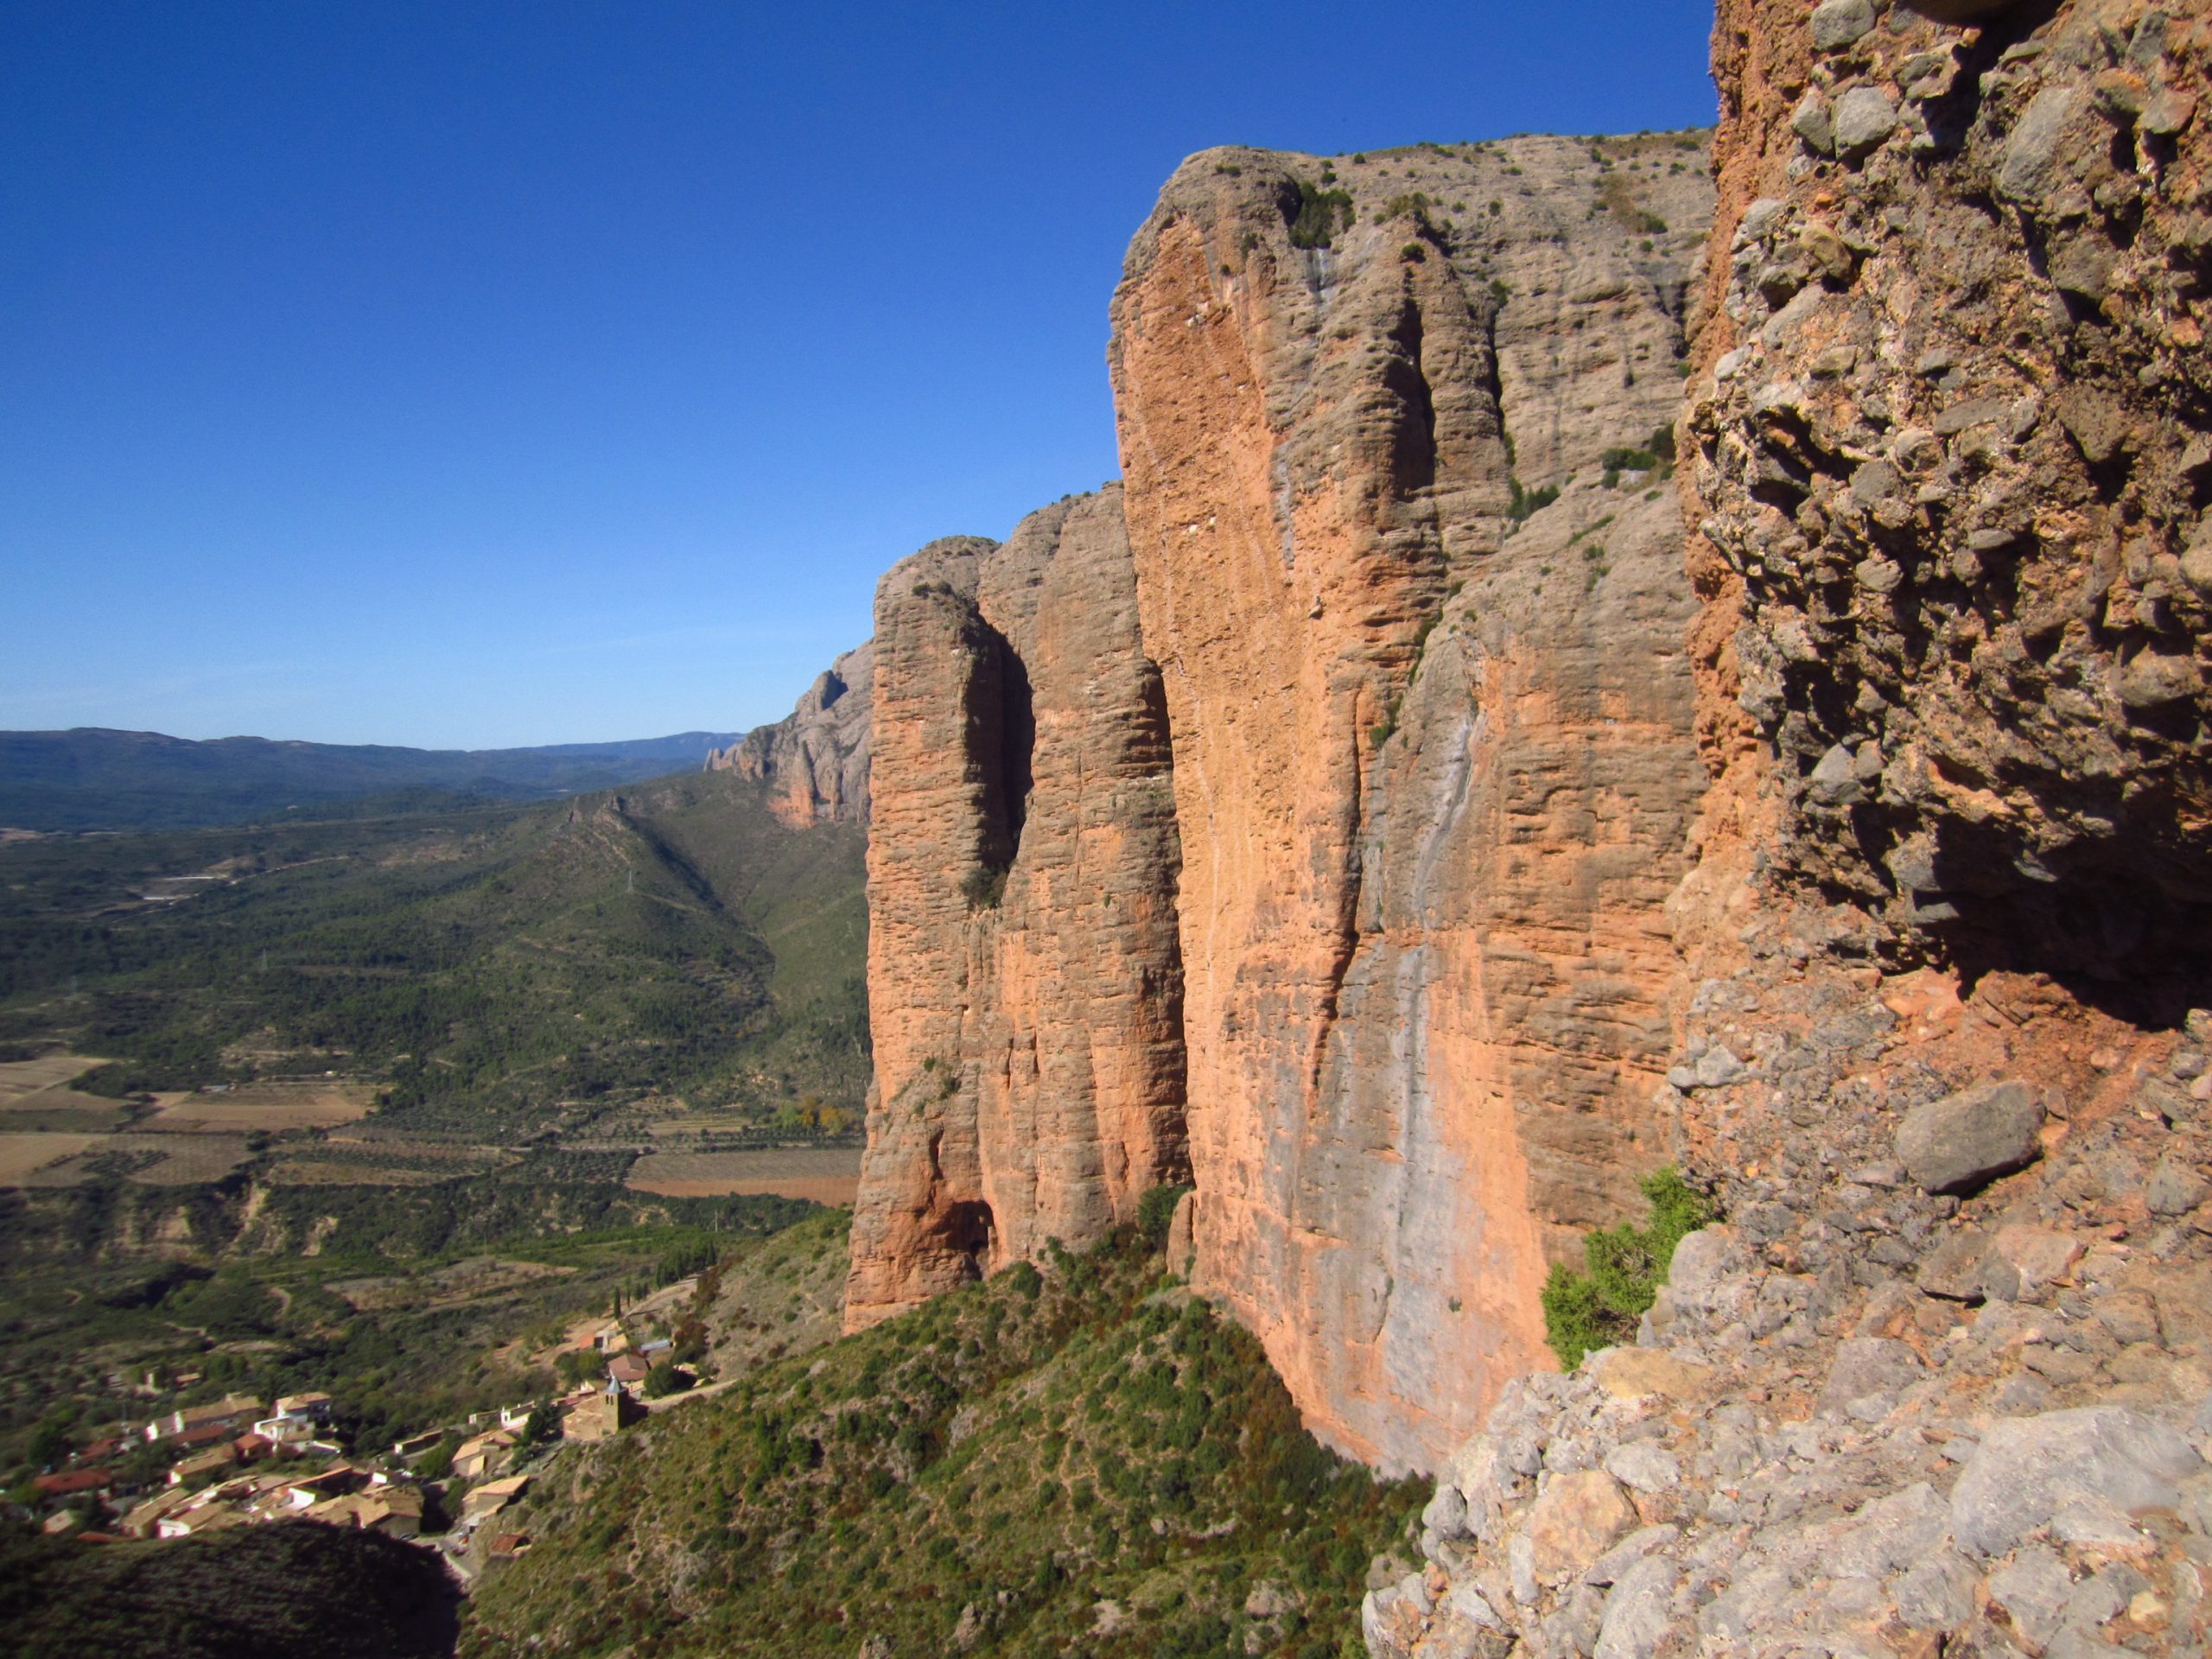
xmin=0 ymin=727 xmax=747 ymax=830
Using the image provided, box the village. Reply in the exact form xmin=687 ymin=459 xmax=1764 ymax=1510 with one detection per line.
xmin=17 ymin=1290 xmax=700 ymax=1583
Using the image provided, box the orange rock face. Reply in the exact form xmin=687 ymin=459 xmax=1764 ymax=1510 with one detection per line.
xmin=1108 ymin=138 xmax=1715 ymax=1471
xmin=844 ymin=494 xmax=1189 ymax=1329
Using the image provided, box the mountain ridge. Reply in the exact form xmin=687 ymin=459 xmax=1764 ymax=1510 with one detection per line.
xmin=0 ymin=726 xmax=748 ymax=832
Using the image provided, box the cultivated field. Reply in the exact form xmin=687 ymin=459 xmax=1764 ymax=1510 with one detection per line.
xmin=143 ymin=1079 xmax=375 ymax=1134
xmin=265 ymin=1140 xmax=512 ymax=1186
xmin=111 ymin=1133 xmax=256 ymax=1184
xmin=0 ymin=1133 xmax=103 ymax=1185
xmin=0 ymin=1052 xmax=109 ymax=1100
xmin=626 ymin=1146 xmax=861 ymax=1205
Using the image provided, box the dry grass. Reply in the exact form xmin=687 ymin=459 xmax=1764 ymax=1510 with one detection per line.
xmin=626 ymin=1146 xmax=861 ymax=1205
xmin=0 ymin=1052 xmax=111 ymax=1099
xmin=111 ymin=1134 xmax=254 ymax=1185
xmin=267 ymin=1160 xmax=454 ymax=1186
xmin=328 ymin=1256 xmax=572 ymax=1313
xmin=264 ymin=1141 xmax=512 ymax=1187
xmin=0 ymin=1132 xmax=104 ymax=1184
xmin=143 ymin=1079 xmax=374 ymax=1134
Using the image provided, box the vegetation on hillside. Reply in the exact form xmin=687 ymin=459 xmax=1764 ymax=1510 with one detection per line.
xmin=0 ymin=1200 xmax=814 ymax=1486
xmin=0 ymin=768 xmax=869 ymax=1137
xmin=0 ymin=1517 xmax=461 ymax=1659
xmin=464 ymin=1221 xmax=1428 ymax=1659
xmin=1540 ymin=1167 xmax=1714 ymax=1369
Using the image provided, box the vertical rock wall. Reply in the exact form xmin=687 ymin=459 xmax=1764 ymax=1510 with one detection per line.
xmin=844 ymin=493 xmax=1190 ymax=1329
xmin=705 ymin=640 xmax=875 ymax=828
xmin=1375 ymin=6 xmax=2212 ymax=1655
xmin=1109 ymin=137 xmax=1716 ymax=1471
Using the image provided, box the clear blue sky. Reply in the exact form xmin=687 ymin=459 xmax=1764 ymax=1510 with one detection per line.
xmin=2 ymin=1 xmax=1718 ymax=750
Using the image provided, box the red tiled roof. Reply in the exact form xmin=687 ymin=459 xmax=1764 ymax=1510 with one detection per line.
xmin=35 ymin=1469 xmax=112 ymax=1497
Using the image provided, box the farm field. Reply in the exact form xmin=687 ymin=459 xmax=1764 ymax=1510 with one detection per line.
xmin=143 ymin=1078 xmax=375 ymax=1134
xmin=0 ymin=1132 xmax=102 ymax=1184
xmin=0 ymin=1052 xmax=139 ymax=1129
xmin=327 ymin=1255 xmax=575 ymax=1313
xmin=8 ymin=1131 xmax=256 ymax=1187
xmin=626 ymin=1145 xmax=861 ymax=1204
xmin=0 ymin=1052 xmax=110 ymax=1100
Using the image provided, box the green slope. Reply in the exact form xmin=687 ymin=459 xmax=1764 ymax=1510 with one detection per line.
xmin=461 ymin=1224 xmax=1427 ymax=1659
xmin=1 ymin=1520 xmax=461 ymax=1659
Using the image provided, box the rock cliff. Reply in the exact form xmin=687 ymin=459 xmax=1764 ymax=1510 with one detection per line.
xmin=1370 ymin=3 xmax=2212 ymax=1655
xmin=1107 ymin=135 xmax=1715 ymax=1471
xmin=843 ymin=495 xmax=1191 ymax=1328
xmin=706 ymin=642 xmax=874 ymax=826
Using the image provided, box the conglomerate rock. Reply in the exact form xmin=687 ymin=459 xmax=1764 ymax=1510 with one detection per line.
xmin=843 ymin=493 xmax=1190 ymax=1329
xmin=1373 ymin=2 xmax=2212 ymax=1654
xmin=1690 ymin=0 xmax=2212 ymax=976
xmin=1107 ymin=134 xmax=1715 ymax=1471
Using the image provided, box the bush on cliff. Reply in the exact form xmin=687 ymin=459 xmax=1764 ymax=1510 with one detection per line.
xmin=1541 ymin=1167 xmax=1713 ymax=1370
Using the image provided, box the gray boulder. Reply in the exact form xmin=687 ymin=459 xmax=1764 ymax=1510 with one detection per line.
xmin=1832 ymin=87 xmax=1898 ymax=156
xmin=1820 ymin=1336 xmax=1923 ymax=1415
xmin=1896 ymin=1079 xmax=2044 ymax=1194
xmin=1809 ymin=0 xmax=1875 ymax=50
xmin=1593 ymin=1555 xmax=1676 ymax=1659
xmin=1950 ymin=1407 xmax=2202 ymax=1557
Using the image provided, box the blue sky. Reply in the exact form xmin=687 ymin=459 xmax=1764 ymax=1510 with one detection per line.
xmin=2 ymin=1 xmax=1718 ymax=749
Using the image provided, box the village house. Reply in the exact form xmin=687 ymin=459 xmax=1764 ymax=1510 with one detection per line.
xmin=275 ymin=1465 xmax=365 ymax=1511
xmin=120 ymin=1485 xmax=197 ymax=1538
xmin=33 ymin=1467 xmax=114 ymax=1503
xmin=605 ymin=1351 xmax=650 ymax=1389
xmin=391 ymin=1428 xmax=444 ymax=1462
xmin=168 ymin=1420 xmax=242 ymax=1455
xmin=167 ymin=1444 xmax=238 ymax=1485
xmin=452 ymin=1427 xmax=517 ymax=1481
xmin=156 ymin=1503 xmax=246 ymax=1539
xmin=461 ymin=1472 xmax=531 ymax=1524
xmin=145 ymin=1393 xmax=261 ymax=1442
xmin=274 ymin=1391 xmax=333 ymax=1421
xmin=306 ymin=1484 xmax=423 ymax=1539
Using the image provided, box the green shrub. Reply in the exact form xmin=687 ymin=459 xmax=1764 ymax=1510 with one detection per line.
xmin=1506 ymin=478 xmax=1559 ymax=522
xmin=960 ymin=866 xmax=1007 ymax=911
xmin=1287 ymin=179 xmax=1356 ymax=249
xmin=1135 ymin=1183 xmax=1192 ymax=1249
xmin=1541 ymin=1168 xmax=1713 ymax=1370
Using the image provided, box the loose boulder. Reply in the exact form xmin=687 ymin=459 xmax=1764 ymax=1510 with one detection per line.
xmin=1895 ymin=1080 xmax=2044 ymax=1195
xmin=1949 ymin=1407 xmax=2202 ymax=1558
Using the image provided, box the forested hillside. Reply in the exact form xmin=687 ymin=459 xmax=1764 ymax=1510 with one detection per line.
xmin=0 ymin=767 xmax=868 ymax=1138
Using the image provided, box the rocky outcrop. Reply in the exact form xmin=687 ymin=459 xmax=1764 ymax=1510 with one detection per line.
xmin=1691 ymin=0 xmax=2212 ymax=978
xmin=1371 ymin=3 xmax=2212 ymax=1655
xmin=844 ymin=495 xmax=1190 ymax=1329
xmin=1108 ymin=135 xmax=1715 ymax=1471
xmin=706 ymin=643 xmax=874 ymax=826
